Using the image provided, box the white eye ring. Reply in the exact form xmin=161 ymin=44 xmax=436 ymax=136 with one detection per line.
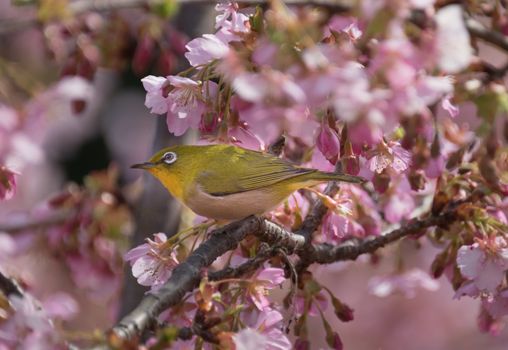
xmin=162 ymin=151 xmax=177 ymax=164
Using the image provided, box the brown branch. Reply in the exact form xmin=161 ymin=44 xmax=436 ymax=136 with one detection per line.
xmin=94 ymin=198 xmax=469 ymax=349
xmin=466 ymin=18 xmax=508 ymax=53
xmin=304 ymin=211 xmax=455 ymax=265
xmin=109 ymin=216 xmax=263 ymax=341
xmin=209 ymin=244 xmax=280 ymax=280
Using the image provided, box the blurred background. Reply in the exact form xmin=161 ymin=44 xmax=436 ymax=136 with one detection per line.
xmin=0 ymin=1 xmax=507 ymax=349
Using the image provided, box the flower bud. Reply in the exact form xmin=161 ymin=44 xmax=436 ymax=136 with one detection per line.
xmin=295 ymin=338 xmax=310 ymax=350
xmin=317 ymin=121 xmax=340 ymax=165
xmin=409 ymin=170 xmax=427 ymax=191
xmin=430 ymin=248 xmax=449 ymax=278
xmin=373 ymin=171 xmax=390 ymax=193
xmin=0 ymin=167 xmax=17 ymax=200
xmin=133 ymin=34 xmax=154 ymax=76
xmin=157 ymin=50 xmax=174 ymax=76
xmin=330 ymin=295 xmax=354 ymax=322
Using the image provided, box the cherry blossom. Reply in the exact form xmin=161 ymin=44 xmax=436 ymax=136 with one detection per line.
xmin=166 ymin=77 xmax=217 ymax=136
xmin=247 ymin=267 xmax=285 ymax=311
xmin=457 ymin=241 xmax=508 ymax=293
xmin=366 ymin=140 xmax=412 ymax=174
xmin=235 ymin=308 xmax=291 ymax=350
xmin=184 ymin=34 xmax=230 ymax=67
xmin=125 ymin=232 xmax=179 ymax=289
xmin=368 ymin=268 xmax=439 ymax=298
xmin=435 ymin=5 xmax=473 ymax=73
xmin=141 ymin=75 xmax=169 ymax=114
xmin=215 ymin=2 xmax=250 ymax=33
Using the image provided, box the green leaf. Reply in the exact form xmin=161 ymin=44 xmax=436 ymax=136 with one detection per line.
xmin=250 ymin=6 xmax=264 ymax=33
xmin=151 ymin=0 xmax=179 ymax=19
xmin=474 ymin=90 xmax=508 ymax=122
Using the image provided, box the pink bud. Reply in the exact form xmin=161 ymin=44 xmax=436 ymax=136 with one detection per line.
xmin=373 ymin=171 xmax=390 ymax=193
xmin=294 ymin=339 xmax=310 ymax=350
xmin=133 ymin=35 xmax=154 ymax=76
xmin=0 ymin=166 xmax=17 ymax=201
xmin=317 ymin=122 xmax=340 ymax=165
xmin=157 ymin=50 xmax=174 ymax=76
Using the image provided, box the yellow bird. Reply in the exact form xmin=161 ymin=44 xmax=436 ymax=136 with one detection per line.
xmin=132 ymin=144 xmax=364 ymax=220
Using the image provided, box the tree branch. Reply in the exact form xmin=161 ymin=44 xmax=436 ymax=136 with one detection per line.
xmin=304 ymin=210 xmax=455 ymax=265
xmin=110 ymin=216 xmax=263 ymax=341
xmin=466 ymin=18 xmax=508 ymax=53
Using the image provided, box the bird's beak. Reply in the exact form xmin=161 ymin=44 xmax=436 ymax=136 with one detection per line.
xmin=131 ymin=162 xmax=156 ymax=170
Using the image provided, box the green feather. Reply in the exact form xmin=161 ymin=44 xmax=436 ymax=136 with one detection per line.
xmin=192 ymin=145 xmax=363 ymax=196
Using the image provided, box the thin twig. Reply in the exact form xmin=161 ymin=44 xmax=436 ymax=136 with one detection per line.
xmin=466 ymin=17 xmax=508 ymax=53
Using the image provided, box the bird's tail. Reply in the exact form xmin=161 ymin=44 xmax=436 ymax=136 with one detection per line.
xmin=306 ymin=170 xmax=366 ymax=184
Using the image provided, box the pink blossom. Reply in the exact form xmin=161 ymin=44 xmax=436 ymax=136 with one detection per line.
xmin=42 ymin=293 xmax=79 ymax=321
xmin=0 ymin=166 xmax=17 ymax=201
xmin=478 ymin=305 xmax=504 ymax=335
xmin=348 ymin=119 xmax=383 ymax=149
xmin=235 ymin=308 xmax=291 ymax=350
xmin=233 ymin=70 xmax=305 ymax=104
xmin=370 ymin=37 xmax=419 ymax=90
xmin=239 ymin=105 xmax=318 ymax=146
xmin=425 ymin=155 xmax=445 ymax=179
xmin=441 ymin=95 xmax=459 ymax=118
xmin=228 ymin=125 xmax=266 ymax=151
xmin=435 ymin=5 xmax=473 ymax=73
xmin=322 ymin=212 xmax=364 ymax=243
xmin=453 ymin=281 xmax=480 ymax=300
xmin=382 ymin=178 xmax=415 ymax=223
xmin=389 ymin=75 xmax=453 ymax=116
xmin=368 ymin=268 xmax=439 ymax=298
xmin=215 ymin=2 xmax=250 ymax=33
xmin=332 ymin=62 xmax=373 ymax=122
xmin=165 ymin=77 xmax=216 ymax=136
xmin=457 ymin=241 xmax=508 ymax=293
xmin=483 ymin=290 xmax=508 ymax=319
xmin=325 ymin=16 xmax=362 ymax=41
xmin=125 ymin=232 xmax=178 ymax=289
xmin=316 ymin=121 xmax=340 ymax=165
xmin=66 ymin=254 xmax=120 ymax=300
xmin=0 ymin=294 xmax=67 ymax=349
xmin=321 ymin=185 xmax=381 ymax=242
xmin=141 ymin=75 xmax=169 ymax=114
xmin=366 ymin=140 xmax=411 ymax=174
xmin=246 ymin=267 xmax=285 ymax=311
xmin=184 ymin=34 xmax=230 ymax=67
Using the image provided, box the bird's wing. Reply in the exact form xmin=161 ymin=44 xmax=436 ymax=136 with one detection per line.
xmin=196 ymin=147 xmax=313 ymax=196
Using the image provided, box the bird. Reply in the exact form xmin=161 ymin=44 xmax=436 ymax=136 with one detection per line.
xmin=131 ymin=144 xmax=365 ymax=220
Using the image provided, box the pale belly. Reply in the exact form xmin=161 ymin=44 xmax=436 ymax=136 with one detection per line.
xmin=184 ymin=185 xmax=288 ymax=220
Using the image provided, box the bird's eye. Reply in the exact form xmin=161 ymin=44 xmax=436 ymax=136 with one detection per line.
xmin=162 ymin=151 xmax=177 ymax=164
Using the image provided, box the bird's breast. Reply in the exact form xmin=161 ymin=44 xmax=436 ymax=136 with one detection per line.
xmin=184 ymin=184 xmax=287 ymax=220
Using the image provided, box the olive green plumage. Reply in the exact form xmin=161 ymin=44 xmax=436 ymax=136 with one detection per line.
xmin=132 ymin=144 xmax=364 ymax=220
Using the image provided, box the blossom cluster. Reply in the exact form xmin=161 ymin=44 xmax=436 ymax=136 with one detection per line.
xmin=132 ymin=1 xmax=508 ymax=348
